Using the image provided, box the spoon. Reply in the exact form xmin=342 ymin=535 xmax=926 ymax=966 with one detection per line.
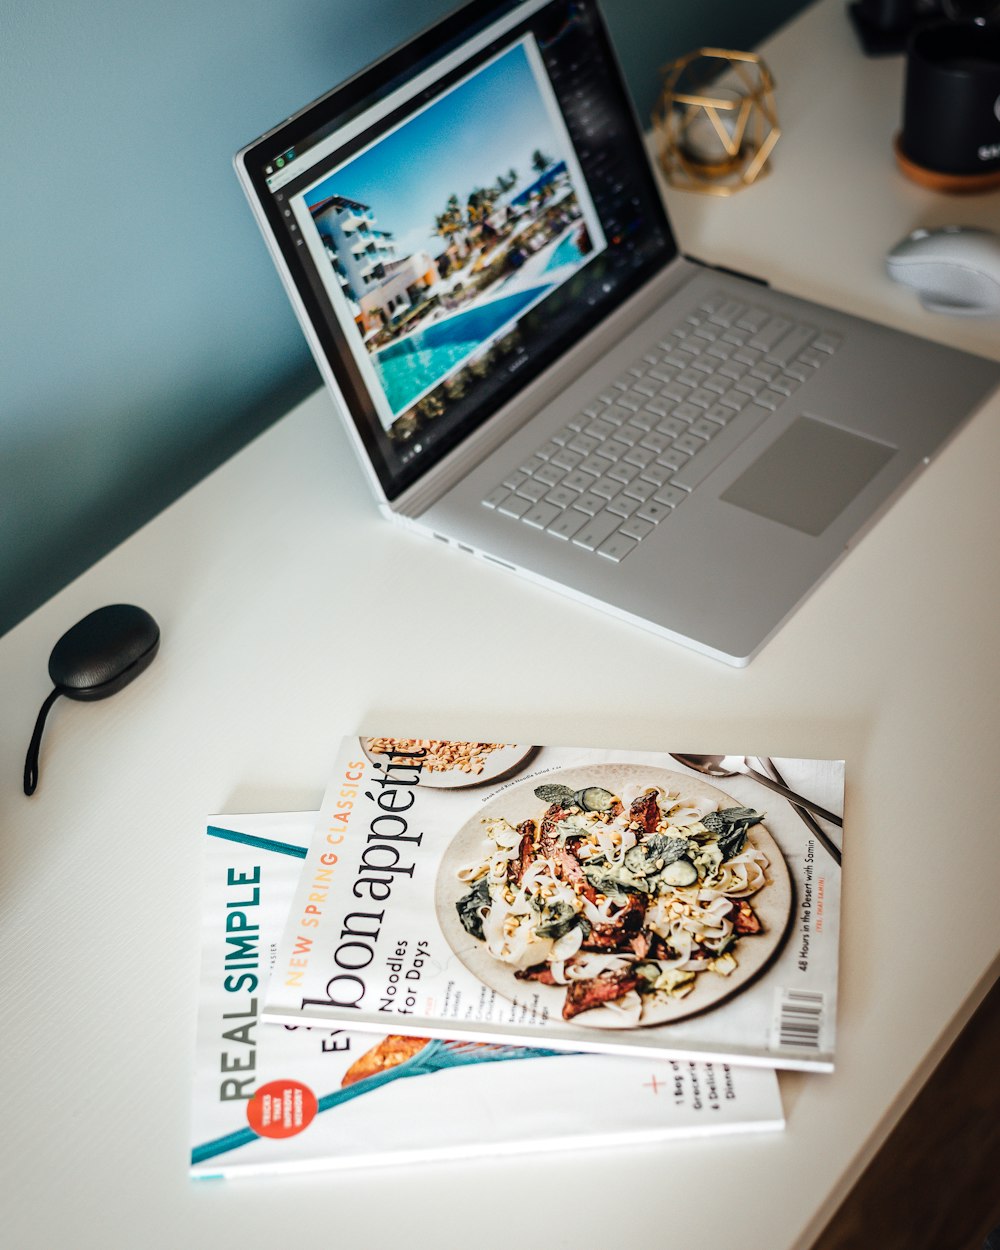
xmin=669 ymin=754 xmax=843 ymax=827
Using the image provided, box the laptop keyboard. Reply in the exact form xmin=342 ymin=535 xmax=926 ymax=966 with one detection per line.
xmin=482 ymin=291 xmax=842 ymax=563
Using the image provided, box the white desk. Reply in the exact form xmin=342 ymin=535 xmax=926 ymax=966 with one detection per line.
xmin=2 ymin=2 xmax=998 ymax=1246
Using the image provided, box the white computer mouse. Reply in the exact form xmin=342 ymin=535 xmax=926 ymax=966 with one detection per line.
xmin=885 ymin=225 xmax=1000 ymax=316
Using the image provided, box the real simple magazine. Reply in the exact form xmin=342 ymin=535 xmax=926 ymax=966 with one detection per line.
xmin=262 ymin=739 xmax=844 ymax=1071
xmin=191 ymin=810 xmax=784 ymax=1177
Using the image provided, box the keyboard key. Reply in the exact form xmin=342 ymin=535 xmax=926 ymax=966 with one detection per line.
xmin=536 ymin=441 xmax=561 ymax=459
xmin=624 ymin=445 xmax=656 ymax=469
xmin=534 ymin=463 xmax=564 ymax=487
xmin=563 ymin=469 xmax=597 ymax=492
xmin=720 ymin=389 xmax=752 ymax=411
xmin=597 ymin=532 xmax=638 ymax=562
xmin=640 ymin=431 xmax=672 ymax=454
xmin=734 ymin=375 xmax=767 ymax=396
xmin=623 ymin=478 xmax=656 ymax=502
xmin=608 ymin=461 xmax=640 ymax=484
xmin=578 ymin=454 xmax=614 ymax=476
xmin=637 ymin=500 xmax=674 ymax=523
xmin=572 ymin=510 xmax=622 ymax=550
xmin=483 ymin=486 xmax=512 ymax=509
xmin=619 ymin=517 xmax=655 ymax=541
xmin=756 ymin=389 xmax=786 ymax=411
xmin=591 ymin=475 xmax=619 ymax=499
xmin=604 ymin=404 xmax=631 ymax=425
xmin=567 ymin=433 xmax=600 ymax=455
xmin=607 ymin=492 xmax=640 ymax=518
xmin=654 ymin=484 xmax=689 ymax=508
xmin=546 ymin=485 xmax=580 ymax=509
xmin=706 ymin=402 xmax=738 ymax=424
xmin=516 ymin=479 xmax=549 ymax=502
xmin=672 ymin=402 xmax=702 ymax=422
xmin=656 ymin=416 xmax=687 ymax=438
xmin=657 ymin=448 xmax=690 ymax=472
xmin=574 ymin=491 xmax=605 ymax=514
xmin=551 ymin=423 xmax=578 ymax=446
xmin=640 ymin=462 xmax=672 ymax=487
xmin=547 ymin=509 xmax=588 ymax=540
xmin=501 ymin=468 xmax=528 ymax=489
xmin=674 ymin=432 xmax=708 ymax=455
xmin=813 ymin=332 xmax=842 ymax=353
xmin=689 ymin=416 xmax=722 ymax=439
xmin=608 ymin=425 xmax=640 ymax=447
xmin=523 ymin=501 xmax=561 ymax=529
xmin=498 ymin=494 xmax=531 ymax=518
xmin=688 ymin=387 xmax=717 ymax=408
xmin=585 ymin=418 xmax=616 ymax=440
xmin=549 ymin=448 xmax=582 ymax=471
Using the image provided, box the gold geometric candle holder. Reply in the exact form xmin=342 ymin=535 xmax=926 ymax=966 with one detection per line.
xmin=652 ymin=48 xmax=781 ymax=196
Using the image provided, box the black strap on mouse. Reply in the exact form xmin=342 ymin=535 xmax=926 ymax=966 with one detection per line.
xmin=24 ymin=688 xmax=65 ymax=796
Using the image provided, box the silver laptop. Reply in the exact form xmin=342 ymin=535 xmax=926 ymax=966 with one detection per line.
xmin=235 ymin=0 xmax=999 ymax=665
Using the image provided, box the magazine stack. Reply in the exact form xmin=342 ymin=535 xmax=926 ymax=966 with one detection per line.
xmin=191 ymin=737 xmax=845 ymax=1176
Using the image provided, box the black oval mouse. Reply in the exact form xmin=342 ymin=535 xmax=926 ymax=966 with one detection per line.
xmin=48 ymin=604 xmax=160 ymax=699
xmin=24 ymin=604 xmax=160 ymax=795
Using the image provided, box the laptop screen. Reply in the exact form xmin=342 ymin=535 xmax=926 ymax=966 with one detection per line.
xmin=239 ymin=0 xmax=676 ymax=500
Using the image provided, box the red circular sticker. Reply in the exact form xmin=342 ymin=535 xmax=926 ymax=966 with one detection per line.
xmin=246 ymin=1079 xmax=318 ymax=1139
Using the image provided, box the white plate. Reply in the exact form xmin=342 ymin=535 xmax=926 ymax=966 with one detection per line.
xmin=436 ymin=763 xmax=793 ymax=1029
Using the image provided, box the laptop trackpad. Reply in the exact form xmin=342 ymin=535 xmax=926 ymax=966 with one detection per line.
xmin=720 ymin=414 xmax=897 ymax=537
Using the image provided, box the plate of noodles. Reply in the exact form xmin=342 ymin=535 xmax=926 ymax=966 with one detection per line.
xmin=437 ymin=763 xmax=793 ymax=1027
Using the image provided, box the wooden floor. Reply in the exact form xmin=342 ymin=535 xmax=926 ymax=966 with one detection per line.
xmin=809 ymin=975 xmax=1000 ymax=1250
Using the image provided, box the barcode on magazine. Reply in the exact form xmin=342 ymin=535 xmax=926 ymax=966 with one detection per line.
xmin=771 ymin=987 xmax=826 ymax=1051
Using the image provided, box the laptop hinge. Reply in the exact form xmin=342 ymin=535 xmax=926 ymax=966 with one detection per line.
xmin=683 ymin=253 xmax=770 ymax=287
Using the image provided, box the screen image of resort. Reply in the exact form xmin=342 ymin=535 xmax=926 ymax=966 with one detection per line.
xmin=300 ymin=37 xmax=606 ymax=434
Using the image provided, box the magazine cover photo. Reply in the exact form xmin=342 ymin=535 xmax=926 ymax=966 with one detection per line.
xmin=263 ymin=739 xmax=844 ymax=1071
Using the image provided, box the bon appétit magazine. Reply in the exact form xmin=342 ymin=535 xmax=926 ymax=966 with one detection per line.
xmin=260 ymin=738 xmax=844 ymax=1072
xmin=191 ymin=810 xmax=784 ymax=1177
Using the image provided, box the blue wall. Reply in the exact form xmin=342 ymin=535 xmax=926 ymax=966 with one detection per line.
xmin=0 ymin=0 xmax=809 ymax=636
